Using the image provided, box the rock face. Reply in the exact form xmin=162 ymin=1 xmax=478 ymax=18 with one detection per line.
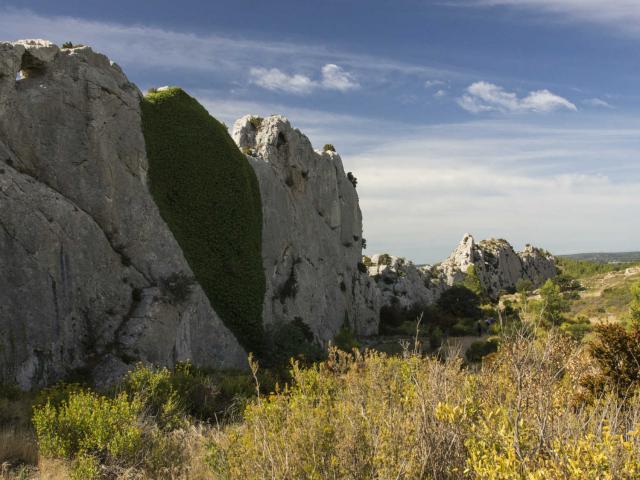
xmin=233 ymin=115 xmax=380 ymax=340
xmin=369 ymin=234 xmax=556 ymax=312
xmin=0 ymin=40 xmax=246 ymax=389
xmin=367 ymin=254 xmax=441 ymax=311
xmin=439 ymin=234 xmax=556 ymax=299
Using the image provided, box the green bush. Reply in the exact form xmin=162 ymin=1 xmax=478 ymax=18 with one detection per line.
xmin=437 ymin=285 xmax=482 ymax=320
xmin=333 ymin=323 xmax=360 ymax=352
xmin=262 ymin=319 xmax=325 ymax=370
xmin=121 ymin=362 xmax=221 ymax=426
xmin=323 ymin=144 xmax=336 ymax=152
xmin=465 ymin=338 xmax=499 ymax=363
xmin=141 ymin=88 xmax=265 ymax=354
xmin=32 ymin=390 xmax=142 ymax=461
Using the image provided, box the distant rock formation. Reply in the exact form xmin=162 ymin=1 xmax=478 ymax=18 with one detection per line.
xmin=368 ymin=233 xmax=556 ymax=313
xmin=439 ymin=234 xmax=556 ymax=299
xmin=0 ymin=40 xmax=245 ymax=389
xmin=233 ymin=115 xmax=380 ymax=340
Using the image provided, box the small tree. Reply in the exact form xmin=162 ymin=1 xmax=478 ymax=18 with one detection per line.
xmin=437 ymin=285 xmax=482 ymax=320
xmin=462 ymin=265 xmax=488 ymax=302
xmin=630 ymin=282 xmax=640 ymax=326
xmin=539 ymin=279 xmax=569 ymax=325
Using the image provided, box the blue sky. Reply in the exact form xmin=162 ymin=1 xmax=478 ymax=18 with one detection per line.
xmin=2 ymin=0 xmax=639 ymax=262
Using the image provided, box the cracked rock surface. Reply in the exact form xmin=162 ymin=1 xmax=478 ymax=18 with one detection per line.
xmin=233 ymin=115 xmax=380 ymax=340
xmin=0 ymin=40 xmax=245 ymax=389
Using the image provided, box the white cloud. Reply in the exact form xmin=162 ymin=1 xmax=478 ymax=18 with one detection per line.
xmin=468 ymin=0 xmax=640 ymax=36
xmin=248 ymin=64 xmax=359 ymax=95
xmin=584 ymin=98 xmax=613 ymax=109
xmin=249 ymin=68 xmax=317 ymax=95
xmin=458 ymin=81 xmax=577 ymax=114
xmin=434 ymin=89 xmax=447 ymax=98
xmin=321 ymin=64 xmax=360 ymax=91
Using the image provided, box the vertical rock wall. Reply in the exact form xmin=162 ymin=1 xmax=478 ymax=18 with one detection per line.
xmin=233 ymin=115 xmax=380 ymax=341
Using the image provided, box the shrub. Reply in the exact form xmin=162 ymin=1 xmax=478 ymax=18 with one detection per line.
xmin=437 ymin=285 xmax=482 ymax=320
xmin=141 ymin=88 xmax=265 ymax=354
xmin=346 ymin=171 xmax=357 ymax=188
xmin=121 ymin=362 xmax=221 ymax=426
xmin=333 ymin=323 xmax=360 ymax=352
xmin=586 ymin=323 xmax=640 ymax=396
xmin=248 ymin=116 xmax=263 ymax=129
xmin=630 ymin=282 xmax=640 ymax=325
xmin=208 ymin=332 xmax=640 ymax=479
xmin=61 ymin=42 xmax=73 ymax=49
xmin=539 ymin=279 xmax=570 ymax=325
xmin=32 ymin=390 xmax=142 ymax=462
xmin=465 ymin=338 xmax=499 ymax=363
xmin=262 ymin=319 xmax=325 ymax=370
xmin=323 ymin=144 xmax=336 ymax=152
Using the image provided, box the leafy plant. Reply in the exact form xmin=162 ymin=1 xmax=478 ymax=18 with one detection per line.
xmin=323 ymin=144 xmax=336 ymax=152
xmin=141 ymin=88 xmax=265 ymax=354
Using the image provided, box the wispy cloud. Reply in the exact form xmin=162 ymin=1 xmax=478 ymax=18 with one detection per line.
xmin=424 ymin=79 xmax=446 ymax=88
xmin=458 ymin=81 xmax=577 ymax=114
xmin=465 ymin=0 xmax=640 ymax=36
xmin=0 ymin=7 xmax=463 ymax=87
xmin=584 ymin=98 xmax=614 ymax=109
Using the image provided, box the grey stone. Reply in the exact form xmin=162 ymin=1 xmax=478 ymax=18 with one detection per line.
xmin=0 ymin=40 xmax=246 ymax=389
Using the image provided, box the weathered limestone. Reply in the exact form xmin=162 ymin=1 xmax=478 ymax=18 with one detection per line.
xmin=0 ymin=40 xmax=245 ymax=388
xmin=369 ymin=234 xmax=556 ymax=313
xmin=233 ymin=115 xmax=380 ymax=340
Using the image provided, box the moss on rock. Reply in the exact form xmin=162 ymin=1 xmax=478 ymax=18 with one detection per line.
xmin=141 ymin=87 xmax=265 ymax=354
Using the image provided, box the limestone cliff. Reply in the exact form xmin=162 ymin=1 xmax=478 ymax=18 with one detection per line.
xmin=369 ymin=234 xmax=556 ymax=312
xmin=0 ymin=40 xmax=246 ymax=388
xmin=438 ymin=234 xmax=556 ymax=298
xmin=233 ymin=115 xmax=380 ymax=340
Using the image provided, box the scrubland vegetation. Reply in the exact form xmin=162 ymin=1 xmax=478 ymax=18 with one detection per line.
xmin=2 ymin=260 xmax=640 ymax=479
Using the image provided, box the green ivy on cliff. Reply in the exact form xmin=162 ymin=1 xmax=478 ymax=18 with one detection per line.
xmin=141 ymin=87 xmax=265 ymax=354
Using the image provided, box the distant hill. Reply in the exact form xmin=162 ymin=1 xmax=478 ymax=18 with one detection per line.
xmin=559 ymin=251 xmax=640 ymax=264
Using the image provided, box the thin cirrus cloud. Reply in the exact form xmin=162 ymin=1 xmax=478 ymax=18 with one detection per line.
xmin=468 ymin=0 xmax=640 ymax=35
xmin=584 ymin=98 xmax=614 ymax=109
xmin=249 ymin=64 xmax=359 ymax=95
xmin=458 ymin=81 xmax=577 ymax=114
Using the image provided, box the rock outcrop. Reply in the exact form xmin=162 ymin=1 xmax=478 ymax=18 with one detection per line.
xmin=369 ymin=234 xmax=556 ymax=313
xmin=439 ymin=234 xmax=556 ymax=298
xmin=0 ymin=40 xmax=246 ymax=389
xmin=366 ymin=254 xmax=441 ymax=311
xmin=233 ymin=116 xmax=380 ymax=340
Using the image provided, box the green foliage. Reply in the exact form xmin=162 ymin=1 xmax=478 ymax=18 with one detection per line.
xmin=70 ymin=452 xmax=100 ymax=480
xmin=61 ymin=41 xmax=73 ymax=49
xmin=333 ymin=323 xmax=360 ymax=352
xmin=465 ymin=338 xmax=499 ymax=363
xmin=32 ymin=390 xmax=142 ymax=461
xmin=556 ymin=257 xmax=635 ymax=278
xmin=208 ymin=334 xmax=640 ymax=479
xmin=462 ymin=265 xmax=487 ymax=301
xmin=437 ymin=285 xmax=482 ymax=320
xmin=248 ymin=116 xmax=263 ymax=129
xmin=630 ymin=282 xmax=640 ymax=325
xmin=553 ymin=273 xmax=582 ymax=293
xmin=516 ymin=278 xmax=534 ymax=294
xmin=121 ymin=362 xmax=220 ymax=426
xmin=262 ymin=319 xmax=325 ymax=370
xmin=560 ymin=316 xmax=592 ymax=341
xmin=141 ymin=87 xmax=265 ymax=354
xmin=539 ymin=279 xmax=570 ymax=325
xmin=323 ymin=144 xmax=336 ymax=152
